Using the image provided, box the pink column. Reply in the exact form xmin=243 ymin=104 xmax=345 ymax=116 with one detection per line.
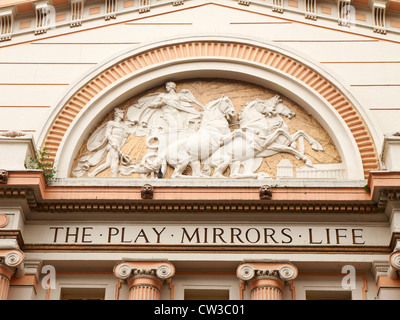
xmin=0 ymin=266 xmax=13 ymax=300
xmin=128 ymin=276 xmax=162 ymax=300
xmin=237 ymin=262 xmax=298 ymax=300
xmin=0 ymin=249 xmax=24 ymax=300
xmin=114 ymin=261 xmax=175 ymax=300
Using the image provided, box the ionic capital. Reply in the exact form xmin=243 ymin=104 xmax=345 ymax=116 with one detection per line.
xmin=237 ymin=262 xmax=298 ymax=283
xmin=114 ymin=261 xmax=175 ymax=283
xmin=237 ymin=262 xmax=298 ymax=300
xmin=388 ymin=251 xmax=400 ymax=280
xmin=114 ymin=261 xmax=175 ymax=300
xmin=0 ymin=249 xmax=24 ymax=272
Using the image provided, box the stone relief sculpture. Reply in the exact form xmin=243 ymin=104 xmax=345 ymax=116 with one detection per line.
xmin=72 ymin=108 xmax=135 ymax=178
xmin=72 ymin=81 xmax=339 ymax=180
xmin=127 ymin=81 xmax=203 ymax=136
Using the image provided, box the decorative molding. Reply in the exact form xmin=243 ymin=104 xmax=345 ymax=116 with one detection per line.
xmin=0 ymin=185 xmax=384 ymax=215
xmin=237 ymin=262 xmax=298 ymax=282
xmin=272 ymin=0 xmax=284 ymax=13
xmin=0 ymin=188 xmax=37 ymax=209
xmin=0 ymin=171 xmax=388 ymax=214
xmin=114 ymin=261 xmax=175 ymax=281
xmin=0 ymin=7 xmax=15 ymax=42
xmin=0 ymin=170 xmax=8 ymax=184
xmin=141 ymin=184 xmax=154 ymax=199
xmin=34 ymin=1 xmax=53 ymax=35
xmin=70 ymin=0 xmax=84 ymax=27
xmin=305 ymin=0 xmax=317 ymax=20
xmin=372 ymin=0 xmax=387 ymax=34
xmin=237 ymin=262 xmax=298 ymax=300
xmin=139 ymin=0 xmax=151 ymax=13
xmin=0 ymin=130 xmax=26 ymax=138
xmin=337 ymin=0 xmax=352 ymax=27
xmin=0 ymin=249 xmax=24 ymax=269
xmin=0 ymin=215 xmax=9 ymax=228
xmin=371 ymin=261 xmax=390 ymax=283
xmin=32 ymin=200 xmax=382 ymax=214
xmin=259 ymin=185 xmax=272 ymax=200
xmin=105 ymin=0 xmax=117 ymax=20
xmin=114 ymin=261 xmax=175 ymax=300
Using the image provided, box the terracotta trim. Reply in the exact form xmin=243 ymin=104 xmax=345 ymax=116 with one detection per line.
xmin=10 ymin=274 xmax=37 ymax=292
xmin=0 ymin=214 xmax=9 ymax=228
xmin=321 ymin=61 xmax=400 ymax=64
xmin=45 ymin=286 xmax=51 ymax=300
xmin=114 ymin=278 xmax=121 ymax=300
xmin=290 ymin=281 xmax=296 ymax=300
xmin=0 ymin=266 xmax=14 ymax=280
xmin=250 ymin=278 xmax=284 ymax=292
xmin=5 ymin=172 xmax=376 ymax=203
xmin=239 ymin=281 xmax=245 ymax=300
xmin=377 ymin=275 xmax=400 ymax=292
xmin=39 ymin=41 xmax=379 ymax=178
xmin=361 ymin=273 xmax=368 ymax=300
xmin=128 ymin=276 xmax=163 ymax=291
xmin=169 ymin=278 xmax=175 ymax=300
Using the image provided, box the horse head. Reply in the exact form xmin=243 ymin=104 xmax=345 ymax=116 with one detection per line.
xmin=257 ymin=95 xmax=282 ymax=117
xmin=218 ymin=95 xmax=237 ymax=121
xmin=275 ymin=102 xmax=296 ymax=119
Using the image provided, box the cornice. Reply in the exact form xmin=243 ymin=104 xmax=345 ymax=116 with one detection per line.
xmin=0 ymin=171 xmax=399 ymax=215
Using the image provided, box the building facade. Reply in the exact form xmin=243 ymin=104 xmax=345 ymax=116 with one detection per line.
xmin=0 ymin=0 xmax=400 ymax=301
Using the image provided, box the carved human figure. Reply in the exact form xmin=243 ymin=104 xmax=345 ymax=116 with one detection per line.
xmin=127 ymin=82 xmax=203 ymax=134
xmin=72 ymin=108 xmax=134 ymax=178
xmin=87 ymin=108 xmax=133 ymax=177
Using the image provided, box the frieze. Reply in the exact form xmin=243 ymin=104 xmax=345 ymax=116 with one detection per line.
xmin=23 ymin=224 xmax=390 ymax=247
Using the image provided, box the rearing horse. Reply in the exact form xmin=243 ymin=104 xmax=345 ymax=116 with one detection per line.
xmin=204 ymin=96 xmax=324 ymax=178
xmin=237 ymin=96 xmax=324 ymax=175
xmin=162 ymin=95 xmax=237 ymax=178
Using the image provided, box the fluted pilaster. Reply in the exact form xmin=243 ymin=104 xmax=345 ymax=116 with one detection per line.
xmin=237 ymin=262 xmax=298 ymax=300
xmin=114 ymin=261 xmax=175 ymax=300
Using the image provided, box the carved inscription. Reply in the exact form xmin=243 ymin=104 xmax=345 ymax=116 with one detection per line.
xmin=45 ymin=225 xmax=368 ymax=246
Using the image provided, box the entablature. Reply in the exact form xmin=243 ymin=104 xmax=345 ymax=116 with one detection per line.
xmin=0 ymin=170 xmax=398 ymax=218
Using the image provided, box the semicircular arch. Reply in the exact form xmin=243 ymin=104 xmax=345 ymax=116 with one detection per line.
xmin=39 ymin=35 xmax=380 ymax=179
